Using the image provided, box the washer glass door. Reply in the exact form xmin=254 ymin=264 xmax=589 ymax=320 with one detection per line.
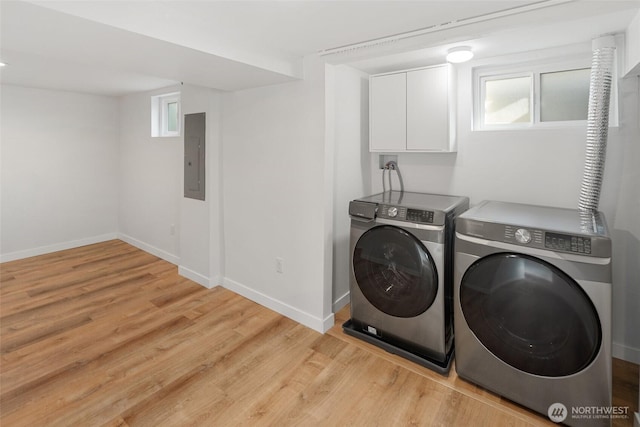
xmin=353 ymin=225 xmax=438 ymax=318
xmin=460 ymin=253 xmax=601 ymax=377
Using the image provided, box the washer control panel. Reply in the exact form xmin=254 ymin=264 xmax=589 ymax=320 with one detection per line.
xmin=545 ymin=232 xmax=592 ymax=254
xmin=505 ymin=226 xmax=543 ymax=246
xmin=514 ymin=228 xmax=531 ymax=244
xmin=503 ymin=226 xmax=592 ymax=254
xmin=407 ymin=208 xmax=434 ymax=224
xmin=378 ymin=205 xmax=434 ymax=224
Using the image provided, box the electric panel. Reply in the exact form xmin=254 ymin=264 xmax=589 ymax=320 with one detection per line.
xmin=184 ymin=112 xmax=205 ymax=201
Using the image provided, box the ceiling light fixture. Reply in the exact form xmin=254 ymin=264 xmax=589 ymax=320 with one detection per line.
xmin=0 ymin=62 xmax=6 ymax=67
xmin=446 ymin=46 xmax=474 ymax=63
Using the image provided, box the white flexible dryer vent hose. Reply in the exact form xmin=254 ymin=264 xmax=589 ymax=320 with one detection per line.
xmin=578 ymin=35 xmax=616 ymax=213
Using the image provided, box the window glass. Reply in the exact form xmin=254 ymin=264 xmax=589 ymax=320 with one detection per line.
xmin=540 ymin=68 xmax=590 ymax=122
xmin=471 ymin=54 xmax=617 ymax=130
xmin=167 ymin=101 xmax=178 ymax=132
xmin=484 ymin=76 xmax=532 ymax=125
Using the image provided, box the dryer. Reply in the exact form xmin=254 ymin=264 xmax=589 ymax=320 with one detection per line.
xmin=454 ymin=200 xmax=612 ymax=426
xmin=345 ymin=191 xmax=468 ymax=373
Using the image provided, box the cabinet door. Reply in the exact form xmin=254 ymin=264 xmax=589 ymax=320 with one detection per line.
xmin=406 ymin=66 xmax=450 ymax=151
xmin=370 ymin=73 xmax=407 ymax=152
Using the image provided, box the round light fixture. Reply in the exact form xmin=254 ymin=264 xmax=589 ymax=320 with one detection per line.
xmin=446 ymin=46 xmax=474 ymax=63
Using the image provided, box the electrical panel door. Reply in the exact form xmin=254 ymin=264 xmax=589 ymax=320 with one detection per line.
xmin=184 ymin=112 xmax=205 ymax=200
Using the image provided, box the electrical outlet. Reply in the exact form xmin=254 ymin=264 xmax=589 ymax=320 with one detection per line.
xmin=276 ymin=257 xmax=284 ymax=274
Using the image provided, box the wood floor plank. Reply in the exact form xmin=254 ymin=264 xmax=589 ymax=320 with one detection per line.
xmin=211 ymin=325 xmax=327 ymax=424
xmin=1 ymin=271 xmax=157 ymax=329
xmin=1 ymin=241 xmax=137 ymax=285
xmin=1 ymin=240 xmax=637 ymax=427
xmin=0 ymin=248 xmax=158 ymax=306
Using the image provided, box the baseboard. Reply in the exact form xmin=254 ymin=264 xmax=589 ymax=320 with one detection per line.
xmin=223 ymin=277 xmax=334 ymax=333
xmin=322 ymin=312 xmax=336 ymax=333
xmin=117 ymin=233 xmax=180 ymax=265
xmin=333 ymin=291 xmax=350 ymax=313
xmin=178 ymin=266 xmax=211 ymax=288
xmin=0 ymin=233 xmax=118 ymax=263
xmin=209 ymin=275 xmax=223 ymax=289
xmin=613 ymin=341 xmax=640 ymax=364
xmin=177 ymin=269 xmax=223 ymax=290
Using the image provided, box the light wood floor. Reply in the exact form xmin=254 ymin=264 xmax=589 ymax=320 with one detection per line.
xmin=1 ymin=240 xmax=637 ymax=426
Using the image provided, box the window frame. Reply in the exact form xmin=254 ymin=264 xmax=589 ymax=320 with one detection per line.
xmin=151 ymin=92 xmax=181 ymax=138
xmin=535 ymin=67 xmax=593 ymax=127
xmin=161 ymin=94 xmax=180 ymax=137
xmin=478 ymin=71 xmax=535 ymax=130
xmin=473 ymin=56 xmax=600 ymax=131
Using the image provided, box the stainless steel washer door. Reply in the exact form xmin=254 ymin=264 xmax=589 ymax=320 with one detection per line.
xmin=460 ymin=252 xmax=601 ymax=377
xmin=353 ymin=225 xmax=438 ymax=318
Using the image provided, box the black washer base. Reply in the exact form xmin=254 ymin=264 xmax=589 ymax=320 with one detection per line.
xmin=342 ymin=319 xmax=453 ymax=375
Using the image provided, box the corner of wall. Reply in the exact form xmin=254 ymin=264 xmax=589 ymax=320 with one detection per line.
xmin=223 ymin=277 xmax=332 ymax=334
xmin=178 ymin=265 xmax=211 ymax=289
xmin=624 ymin=9 xmax=640 ymax=77
xmin=332 ymin=291 xmax=350 ymax=314
xmin=118 ymin=233 xmax=180 ymax=265
xmin=0 ymin=233 xmax=118 ymax=263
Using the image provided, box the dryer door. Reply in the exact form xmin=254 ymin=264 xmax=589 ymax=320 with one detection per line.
xmin=460 ymin=253 xmax=601 ymax=377
xmin=353 ymin=225 xmax=438 ymax=318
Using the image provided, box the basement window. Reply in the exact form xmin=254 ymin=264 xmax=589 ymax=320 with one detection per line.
xmin=473 ymin=58 xmax=605 ymax=130
xmin=539 ymin=68 xmax=591 ymax=122
xmin=151 ymin=92 xmax=181 ymax=137
xmin=481 ymin=74 xmax=533 ymax=127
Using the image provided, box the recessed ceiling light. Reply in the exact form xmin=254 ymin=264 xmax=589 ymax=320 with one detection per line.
xmin=0 ymin=62 xmax=6 ymax=67
xmin=446 ymin=46 xmax=474 ymax=63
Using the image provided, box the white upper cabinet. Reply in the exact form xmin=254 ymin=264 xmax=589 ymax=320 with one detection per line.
xmin=370 ymin=64 xmax=456 ymax=153
xmin=407 ymin=66 xmax=451 ymax=151
xmin=370 ymin=72 xmax=407 ymax=152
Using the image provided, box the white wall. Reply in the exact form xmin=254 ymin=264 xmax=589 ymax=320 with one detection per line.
xmin=367 ymin=49 xmax=640 ymax=363
xmin=609 ymin=75 xmax=640 ymax=363
xmin=118 ymin=84 xmax=224 ymax=287
xmin=330 ymin=65 xmax=371 ymax=312
xmin=369 ymin=52 xmax=594 ymax=207
xmin=221 ymin=55 xmax=333 ymax=332
xmin=0 ymin=85 xmax=119 ymax=261
xmin=625 ymin=10 xmax=640 ymax=76
xmin=209 ymin=93 xmax=226 ymax=287
xmin=118 ymin=85 xmax=182 ymax=263
xmin=178 ymin=84 xmax=224 ymax=288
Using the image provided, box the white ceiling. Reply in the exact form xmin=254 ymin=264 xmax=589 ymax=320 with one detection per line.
xmin=1 ymin=0 xmax=639 ymax=96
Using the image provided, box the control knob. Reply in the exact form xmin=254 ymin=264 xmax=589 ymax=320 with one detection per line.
xmin=515 ymin=228 xmax=532 ymax=244
xmin=387 ymin=207 xmax=398 ymax=218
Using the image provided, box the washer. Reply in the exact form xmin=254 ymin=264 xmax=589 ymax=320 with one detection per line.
xmin=454 ymin=200 xmax=612 ymax=426
xmin=345 ymin=191 xmax=468 ymax=373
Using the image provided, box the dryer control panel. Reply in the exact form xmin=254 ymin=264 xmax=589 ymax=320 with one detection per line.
xmin=456 ymin=201 xmax=611 ymax=258
xmin=505 ymin=226 xmax=543 ymax=245
xmin=378 ymin=205 xmax=435 ymax=224
xmin=545 ymin=232 xmax=592 ymax=254
xmin=503 ymin=226 xmax=592 ymax=255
